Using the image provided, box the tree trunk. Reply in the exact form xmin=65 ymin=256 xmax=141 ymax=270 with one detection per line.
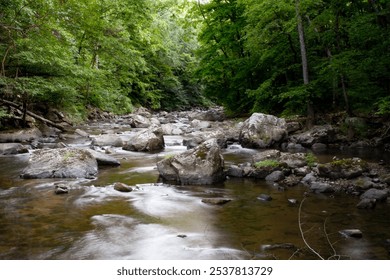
xmin=295 ymin=0 xmax=314 ymax=128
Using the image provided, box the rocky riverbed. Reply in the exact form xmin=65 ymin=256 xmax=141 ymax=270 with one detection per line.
xmin=0 ymin=107 xmax=390 ymax=259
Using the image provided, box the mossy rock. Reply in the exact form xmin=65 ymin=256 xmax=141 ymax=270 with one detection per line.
xmin=317 ymin=158 xmax=369 ymax=179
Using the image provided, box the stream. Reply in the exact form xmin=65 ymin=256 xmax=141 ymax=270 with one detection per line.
xmin=0 ymin=120 xmax=390 ymax=260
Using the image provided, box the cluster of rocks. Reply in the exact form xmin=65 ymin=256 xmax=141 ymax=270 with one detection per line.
xmin=1 ymin=107 xmax=389 ymax=205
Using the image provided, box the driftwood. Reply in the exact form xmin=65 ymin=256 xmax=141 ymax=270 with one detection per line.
xmin=0 ymin=98 xmax=66 ymax=132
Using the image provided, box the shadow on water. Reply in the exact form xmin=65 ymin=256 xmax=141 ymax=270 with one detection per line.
xmin=0 ymin=139 xmax=390 ymax=260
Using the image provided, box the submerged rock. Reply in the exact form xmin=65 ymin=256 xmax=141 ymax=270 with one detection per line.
xmin=113 ymin=182 xmax=133 ymax=192
xmin=21 ymin=148 xmax=98 ymax=179
xmin=201 ymin=198 xmax=232 ymax=205
xmin=339 ymin=229 xmax=363 ymax=238
xmin=265 ymin=171 xmax=285 ymax=182
xmin=157 ymin=138 xmax=225 ymax=185
xmin=257 ymin=194 xmax=273 ymax=201
xmin=310 ymin=182 xmax=335 ymax=193
xmin=356 ymin=198 xmax=376 ymax=209
xmin=54 ymin=184 xmax=70 ymax=195
xmin=360 ymin=188 xmax=388 ymax=201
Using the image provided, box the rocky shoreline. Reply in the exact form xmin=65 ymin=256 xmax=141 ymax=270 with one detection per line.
xmin=1 ymin=107 xmax=389 ymax=210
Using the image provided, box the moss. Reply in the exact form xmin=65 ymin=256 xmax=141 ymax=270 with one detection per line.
xmin=195 ymin=147 xmax=208 ymax=160
xmin=254 ymin=159 xmax=280 ymax=168
xmin=330 ymin=158 xmax=363 ymax=168
xmin=164 ymin=154 xmax=175 ymax=160
xmin=305 ymin=152 xmax=318 ymax=167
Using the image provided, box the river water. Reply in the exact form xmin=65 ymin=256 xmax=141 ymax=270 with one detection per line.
xmin=0 ymin=124 xmax=389 ymax=260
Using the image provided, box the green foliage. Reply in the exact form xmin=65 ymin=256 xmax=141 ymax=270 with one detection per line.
xmin=305 ymin=153 xmax=318 ymax=167
xmin=196 ymin=0 xmax=390 ymax=117
xmin=1 ymin=0 xmax=388 ymax=119
xmin=0 ymin=0 xmax=205 ymax=120
xmin=254 ymin=160 xmax=280 ymax=168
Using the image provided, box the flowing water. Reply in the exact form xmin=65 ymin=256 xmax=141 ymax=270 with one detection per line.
xmin=0 ymin=124 xmax=390 ymax=260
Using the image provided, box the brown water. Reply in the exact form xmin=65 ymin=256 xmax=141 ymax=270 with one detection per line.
xmin=0 ymin=133 xmax=389 ymax=260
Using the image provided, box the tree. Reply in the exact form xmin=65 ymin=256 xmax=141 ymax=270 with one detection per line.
xmin=195 ymin=0 xmax=252 ymax=115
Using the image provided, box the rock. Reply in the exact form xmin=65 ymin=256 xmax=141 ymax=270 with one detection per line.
xmin=81 ymin=148 xmax=120 ymax=166
xmin=239 ymin=113 xmax=287 ymax=149
xmin=54 ymin=184 xmax=69 ymax=195
xmin=294 ymin=166 xmax=311 ymax=176
xmin=157 ymin=138 xmax=225 ymax=185
xmin=91 ymin=134 xmax=124 ymax=147
xmin=257 ymin=194 xmax=272 ymax=201
xmin=201 ymin=198 xmax=232 ymax=205
xmin=191 ymin=119 xmax=211 ymax=130
xmin=261 ymin=243 xmax=296 ymax=251
xmin=360 ymin=188 xmax=388 ymax=201
xmin=279 ymin=152 xmax=307 ymax=168
xmin=129 ymin=114 xmax=152 ymax=128
xmin=311 ymin=143 xmax=327 ymax=152
xmin=301 ymin=172 xmax=317 ymax=185
xmin=161 ymin=123 xmax=184 ymax=135
xmin=252 ymin=150 xmax=281 ymax=163
xmin=113 ymin=182 xmax=133 ymax=192
xmin=133 ymin=107 xmax=152 ymax=118
xmin=124 ymin=126 xmax=165 ymax=152
xmin=188 ymin=107 xmax=225 ymax=122
xmin=20 ymin=148 xmax=98 ymax=179
xmin=227 ymin=165 xmax=244 ymax=178
xmin=74 ymin=129 xmax=89 ymax=137
xmin=290 ymin=125 xmax=337 ymax=147
xmin=285 ymin=142 xmax=306 ymax=152
xmin=282 ymin=175 xmax=301 ymax=187
xmin=0 ymin=143 xmax=29 ymax=155
xmin=339 ymin=229 xmax=363 ymax=238
xmin=317 ymin=158 xmax=368 ymax=179
xmin=288 ymin=198 xmax=299 ymax=205
xmin=183 ymin=130 xmax=227 ymax=149
xmin=352 ymin=177 xmax=377 ymax=191
xmin=0 ymin=127 xmax=42 ymax=143
xmin=310 ymin=182 xmax=334 ymax=193
xmin=265 ymin=171 xmax=285 ymax=182
xmin=356 ymin=198 xmax=376 ymax=209
xmin=286 ymin=122 xmax=301 ymax=134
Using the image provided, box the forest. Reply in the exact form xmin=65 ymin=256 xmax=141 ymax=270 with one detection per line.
xmin=1 ymin=0 xmax=389 ymax=123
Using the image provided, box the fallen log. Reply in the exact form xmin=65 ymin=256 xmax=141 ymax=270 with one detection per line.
xmin=0 ymin=98 xmax=66 ymax=132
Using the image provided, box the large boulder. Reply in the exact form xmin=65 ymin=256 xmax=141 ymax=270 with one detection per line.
xmin=239 ymin=113 xmax=287 ymax=149
xmin=123 ymin=125 xmax=165 ymax=152
xmin=128 ymin=114 xmax=152 ymax=128
xmin=90 ymin=134 xmax=124 ymax=147
xmin=20 ymin=148 xmax=98 ymax=179
xmin=0 ymin=127 xmax=42 ymax=143
xmin=0 ymin=143 xmax=29 ymax=155
xmin=157 ymin=138 xmax=225 ymax=185
xmin=289 ymin=125 xmax=338 ymax=147
xmin=183 ymin=130 xmax=227 ymax=149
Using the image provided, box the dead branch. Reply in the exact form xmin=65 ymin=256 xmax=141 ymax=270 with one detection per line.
xmin=0 ymin=98 xmax=66 ymax=132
